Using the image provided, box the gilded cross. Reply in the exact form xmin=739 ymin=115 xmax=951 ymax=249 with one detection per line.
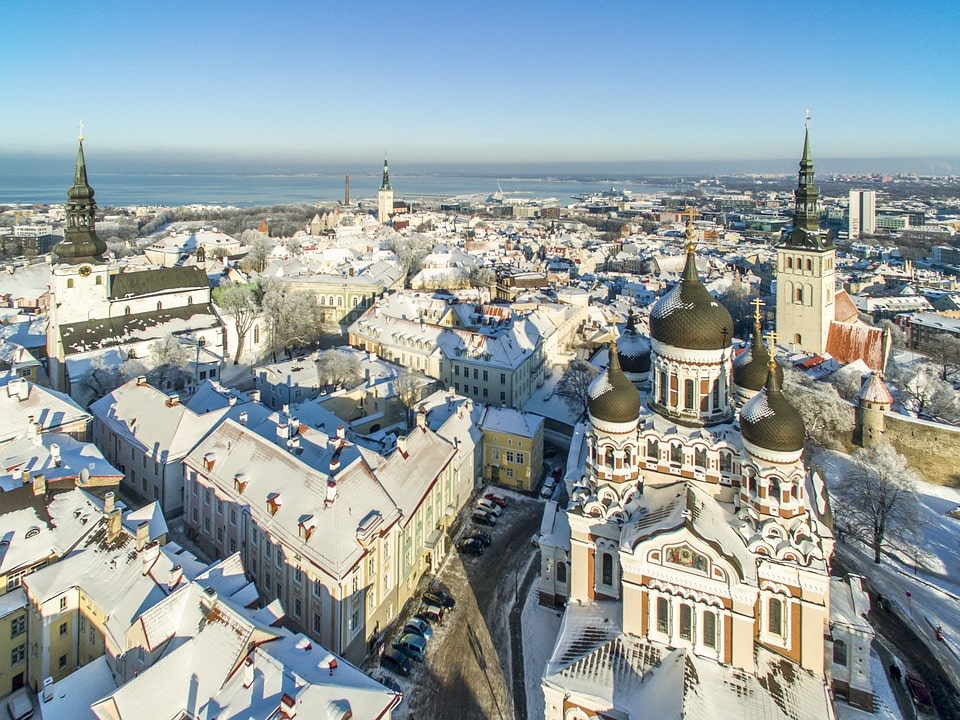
xmin=77 ymin=121 xmax=84 ymax=142
xmin=751 ymin=297 xmax=764 ymax=324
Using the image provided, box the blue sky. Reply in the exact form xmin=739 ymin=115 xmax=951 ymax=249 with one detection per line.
xmin=3 ymin=0 xmax=959 ymax=166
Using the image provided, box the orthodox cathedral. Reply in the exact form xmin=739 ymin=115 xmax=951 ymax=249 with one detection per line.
xmin=537 ymin=130 xmax=844 ymax=719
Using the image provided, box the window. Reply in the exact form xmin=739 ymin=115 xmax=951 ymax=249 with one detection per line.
xmin=483 ymin=370 xmax=488 ymax=381
xmin=294 ymin=567 xmax=303 ymax=584
xmin=294 ymin=597 xmax=302 ymax=618
xmin=455 ymin=366 xmax=460 ymax=376
xmin=556 ymin=562 xmax=567 ymax=584
xmin=67 ymin=278 xmax=74 ymax=289
xmin=473 ymin=368 xmax=479 ymax=380
xmin=647 ymin=439 xmax=658 ymax=459
xmin=60 ymin=622 xmax=68 ymax=637
xmin=768 ymin=597 xmax=784 ymax=637
xmin=833 ymin=638 xmax=847 ymax=666
xmin=679 ymin=604 xmax=693 ymax=641
xmin=500 ymin=392 xmax=506 ymax=403
xmin=703 ymin=610 xmax=717 ymax=649
xmin=695 ymin=448 xmax=707 ymax=468
xmin=720 ymin=451 xmax=732 ymax=473
xmin=684 ymin=378 xmax=695 ymax=410
xmin=786 ymin=257 xmax=793 ymax=269
xmin=313 ymin=613 xmax=322 ymax=634
xmin=10 ymin=615 xmax=25 ymax=638
xmin=795 ymin=287 xmax=803 ymax=303
xmin=230 ymin=508 xmax=236 ymax=526
xmin=671 ymin=443 xmax=682 ymax=465
xmin=500 ymin=373 xmax=506 ymax=384
xmin=516 ymin=452 xmax=524 ymax=465
xmin=314 ymin=579 xmax=323 ymax=597
xmin=505 ymin=468 xmax=514 ymax=478
xmin=60 ymin=597 xmax=68 ymax=611
xmin=656 ymin=597 xmax=669 ymax=634
xmin=216 ymin=527 xmax=223 ymax=544
xmin=11 ymin=643 xmax=25 ymax=666
xmin=96 ymin=275 xmax=102 ymax=285
xmin=601 ymin=553 xmax=613 ymax=586
xmin=506 ymin=451 xmax=515 ymax=463
xmin=216 ymin=499 xmax=223 ymax=515
xmin=229 ymin=538 xmax=236 ymax=554
xmin=59 ymin=654 xmax=67 ymax=669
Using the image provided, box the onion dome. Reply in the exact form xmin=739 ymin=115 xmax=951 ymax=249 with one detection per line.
xmin=649 ymin=234 xmax=733 ymax=351
xmin=740 ymin=358 xmax=805 ymax=453
xmin=617 ymin=310 xmax=651 ymax=374
xmin=588 ymin=340 xmax=641 ymax=424
xmin=54 ymin=138 xmax=107 ymax=265
xmin=733 ymin=316 xmax=783 ymax=392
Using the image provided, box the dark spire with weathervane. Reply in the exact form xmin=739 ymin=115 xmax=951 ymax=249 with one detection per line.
xmin=380 ymin=153 xmax=391 ymax=191
xmin=784 ymin=112 xmax=832 ymax=251
xmin=54 ymin=131 xmax=107 ymax=265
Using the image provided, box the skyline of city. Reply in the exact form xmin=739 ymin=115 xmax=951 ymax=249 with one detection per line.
xmin=4 ymin=0 xmax=960 ymax=165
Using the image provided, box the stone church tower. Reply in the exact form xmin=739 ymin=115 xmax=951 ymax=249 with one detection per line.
xmin=377 ymin=155 xmax=393 ymax=224
xmin=776 ymin=123 xmax=836 ymax=355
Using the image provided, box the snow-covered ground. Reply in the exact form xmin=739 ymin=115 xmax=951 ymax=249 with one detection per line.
xmin=813 ymin=447 xmax=960 ymax=693
xmin=521 ymin=582 xmax=563 ymax=720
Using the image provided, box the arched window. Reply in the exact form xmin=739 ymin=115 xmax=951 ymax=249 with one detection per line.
xmin=605 ymin=447 xmax=614 ymax=468
xmin=658 ymin=369 xmax=668 ymax=405
xmin=833 ymin=638 xmax=847 ymax=666
xmin=786 ymin=257 xmax=793 ymax=269
xmin=719 ymin=451 xmax=732 ymax=473
xmin=679 ymin=603 xmax=693 ymax=641
xmin=157 ymin=301 xmax=163 ymax=311
xmin=768 ymin=596 xmax=784 ymax=637
xmin=67 ymin=278 xmax=74 ymax=289
xmin=671 ymin=443 xmax=682 ymax=465
xmin=703 ymin=610 xmax=717 ymax=649
xmin=328 ymin=295 xmax=334 ymax=306
xmin=794 ymin=333 xmax=802 ymax=344
xmin=601 ymin=552 xmax=613 ymax=586
xmin=124 ymin=306 xmax=131 ymax=315
xmin=770 ymin=477 xmax=781 ymax=501
xmin=647 ymin=439 xmax=659 ymax=459
xmin=320 ymin=296 xmax=326 ymax=305
xmin=337 ymin=296 xmax=343 ymax=306
xmin=805 ymin=258 xmax=812 ymax=271
xmin=95 ymin=275 xmax=102 ymax=285
xmin=656 ymin=597 xmax=669 ymax=633
xmin=795 ymin=287 xmax=803 ymax=303
xmin=695 ymin=447 xmax=707 ymax=468
xmin=684 ymin=378 xmax=695 ymax=410
xmin=188 ymin=296 xmax=193 ymax=305
xmin=556 ymin=562 xmax=567 ymax=584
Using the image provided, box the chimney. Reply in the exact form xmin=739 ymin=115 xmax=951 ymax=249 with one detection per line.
xmin=42 ymin=677 xmax=53 ymax=703
xmin=32 ymin=473 xmax=46 ymax=497
xmin=136 ymin=375 xmax=147 ymax=386
xmin=279 ymin=693 xmax=297 ymax=719
xmin=239 ymin=410 xmax=248 ymax=426
xmin=22 ymin=469 xmax=30 ymax=485
xmin=325 ymin=479 xmax=337 ymax=506
xmin=141 ymin=540 xmax=160 ymax=572
xmin=107 ymin=508 xmax=122 ymax=542
xmin=242 ymin=656 xmax=255 ymax=689
xmin=416 ymin=406 xmax=427 ymax=429
xmin=396 ymin=436 xmax=407 ymax=457
xmin=165 ymin=394 xmax=180 ymax=407
xmin=104 ymin=491 xmax=115 ymax=515
xmin=251 ymin=389 xmax=261 ymax=403
xmin=336 ymin=425 xmax=346 ymax=440
xmin=51 ymin=443 xmax=61 ymax=468
xmin=136 ymin=522 xmax=150 ymax=552
xmin=168 ymin=564 xmax=184 ymax=590
xmin=228 ymin=395 xmax=237 ymax=406
xmin=200 ymin=586 xmax=218 ymax=617
xmin=282 ymin=403 xmax=290 ymax=416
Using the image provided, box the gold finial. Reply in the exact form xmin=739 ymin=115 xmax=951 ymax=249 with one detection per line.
xmin=77 ymin=121 xmax=84 ymax=143
xmin=764 ymin=330 xmax=778 ymax=368
xmin=804 ymin=109 xmax=811 ymax=129
xmin=751 ymin=297 xmax=764 ymax=328
xmin=683 ymin=207 xmax=697 ymax=252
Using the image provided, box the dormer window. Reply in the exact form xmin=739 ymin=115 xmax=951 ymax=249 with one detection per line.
xmin=234 ymin=473 xmax=248 ymax=494
xmin=266 ymin=493 xmax=282 ymax=516
xmin=298 ymin=515 xmax=316 ymax=541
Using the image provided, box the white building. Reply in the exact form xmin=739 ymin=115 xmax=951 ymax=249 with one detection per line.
xmin=849 ymin=190 xmax=877 ymax=239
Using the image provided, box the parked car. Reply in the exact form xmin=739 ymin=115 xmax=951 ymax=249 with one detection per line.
xmin=380 ymin=647 xmax=412 ymax=676
xmin=905 ymin=673 xmax=934 ymax=714
xmin=392 ymin=633 xmax=426 ymax=662
xmin=472 ymin=510 xmax=497 ymax=526
xmin=416 ymin=603 xmax=445 ymax=625
xmin=371 ymin=673 xmax=403 ymax=696
xmin=467 ymin=531 xmax=492 ymax=547
xmin=477 ymin=498 xmax=502 ymax=516
xmin=457 ymin=536 xmax=485 ymax=556
xmin=403 ymin=616 xmax=434 ymax=642
xmin=423 ymin=589 xmax=456 ymax=610
xmin=540 ymin=478 xmax=557 ymax=499
xmin=483 ymin=491 xmax=507 ymax=507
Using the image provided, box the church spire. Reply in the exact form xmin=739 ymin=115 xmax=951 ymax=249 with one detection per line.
xmin=785 ymin=113 xmax=832 ymax=250
xmin=54 ymin=136 xmax=107 ymax=265
xmin=381 ymin=153 xmax=391 ymax=191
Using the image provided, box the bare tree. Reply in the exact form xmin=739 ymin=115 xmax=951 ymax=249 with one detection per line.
xmin=316 ymin=349 xmax=361 ymax=389
xmin=782 ymin=367 xmax=854 ymax=449
xmin=147 ymin=334 xmax=192 ymax=391
xmin=897 ymin=363 xmax=958 ymax=421
xmin=394 ymin=369 xmax=427 ymax=430
xmin=76 ymin=355 xmax=124 ymax=407
xmin=555 ymin=359 xmax=600 ymax=418
xmin=832 ymin=443 xmax=924 ymax=564
xmin=213 ymin=282 xmax=260 ymax=364
xmin=468 ymin=266 xmax=496 ymax=289
xmin=924 ymin=334 xmax=960 ymax=382
xmin=715 ymin=278 xmax=757 ymax=338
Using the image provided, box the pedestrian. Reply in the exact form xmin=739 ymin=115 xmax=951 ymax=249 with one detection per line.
xmin=876 ymin=594 xmax=884 ymax=611
xmin=889 ymin=663 xmax=901 ymax=683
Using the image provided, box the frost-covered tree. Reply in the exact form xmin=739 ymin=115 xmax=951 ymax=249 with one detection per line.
xmin=555 ymin=359 xmax=600 ymax=419
xmin=832 ymin=443 xmax=924 ymax=564
xmin=261 ymin=280 xmax=320 ymax=355
xmin=316 ymin=349 xmax=361 ymax=389
xmin=898 ymin=363 xmax=958 ymax=421
xmin=147 ymin=334 xmax=192 ymax=392
xmin=783 ymin=367 xmax=854 ymax=449
xmin=213 ymin=282 xmax=261 ymax=364
xmin=241 ymin=230 xmax=273 ymax=273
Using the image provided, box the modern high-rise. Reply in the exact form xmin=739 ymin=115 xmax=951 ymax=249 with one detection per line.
xmin=848 ymin=189 xmax=876 ymax=239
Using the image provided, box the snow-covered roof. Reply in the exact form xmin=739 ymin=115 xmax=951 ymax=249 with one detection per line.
xmin=0 ymin=375 xmax=90 ymax=443
xmin=479 ymin=406 xmax=544 ymax=438
xmin=38 ymin=655 xmax=117 ymax=720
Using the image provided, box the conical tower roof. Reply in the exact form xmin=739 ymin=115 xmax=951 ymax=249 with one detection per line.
xmin=54 ymin=138 xmax=107 ymax=265
xmin=740 ymin=355 xmax=805 ymax=453
xmin=588 ymin=340 xmax=641 ymax=424
xmin=649 ymin=223 xmax=733 ymax=351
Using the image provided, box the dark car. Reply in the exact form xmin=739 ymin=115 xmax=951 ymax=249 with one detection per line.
xmin=371 ymin=672 xmax=403 ymax=696
xmin=416 ymin=603 xmax=445 ymax=625
xmin=458 ymin=536 xmax=484 ymax=555
xmin=467 ymin=531 xmax=492 ymax=547
xmin=392 ymin=633 xmax=426 ymax=662
xmin=471 ymin=510 xmax=497 ymax=526
xmin=380 ymin=647 xmax=412 ymax=677
xmin=423 ymin=589 xmax=456 ymax=610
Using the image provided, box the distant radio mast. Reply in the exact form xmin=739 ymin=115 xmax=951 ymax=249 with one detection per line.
xmin=344 ymin=174 xmax=350 ymax=205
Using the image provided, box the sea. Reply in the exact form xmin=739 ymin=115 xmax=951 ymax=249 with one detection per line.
xmin=0 ymin=169 xmax=680 ymax=208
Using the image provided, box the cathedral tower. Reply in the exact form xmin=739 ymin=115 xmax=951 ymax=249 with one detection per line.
xmin=775 ymin=120 xmax=835 ymax=355
xmin=377 ymin=155 xmax=393 ymax=224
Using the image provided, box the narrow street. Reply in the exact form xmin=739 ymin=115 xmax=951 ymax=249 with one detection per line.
xmin=392 ymin=493 xmax=543 ymax=719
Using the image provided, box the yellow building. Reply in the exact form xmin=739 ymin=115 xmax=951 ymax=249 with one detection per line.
xmin=0 ymin=589 xmax=28 ymax=696
xmin=480 ymin=406 xmax=544 ymax=492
